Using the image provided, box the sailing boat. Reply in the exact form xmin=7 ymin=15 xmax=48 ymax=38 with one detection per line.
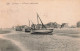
xmin=30 ymin=13 xmax=53 ymax=34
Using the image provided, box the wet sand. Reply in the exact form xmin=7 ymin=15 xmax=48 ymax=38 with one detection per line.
xmin=0 ymin=39 xmax=20 ymax=51
xmin=0 ymin=29 xmax=11 ymax=34
xmin=0 ymin=28 xmax=80 ymax=51
xmin=4 ymin=30 xmax=80 ymax=51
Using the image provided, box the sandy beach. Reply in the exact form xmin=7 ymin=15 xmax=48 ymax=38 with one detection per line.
xmin=0 ymin=28 xmax=80 ymax=51
xmin=0 ymin=38 xmax=20 ymax=51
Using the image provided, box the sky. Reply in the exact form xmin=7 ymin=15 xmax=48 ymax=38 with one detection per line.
xmin=0 ymin=0 xmax=80 ymax=28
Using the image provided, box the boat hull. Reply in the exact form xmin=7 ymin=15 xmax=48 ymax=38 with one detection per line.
xmin=31 ymin=29 xmax=53 ymax=34
xmin=25 ymin=29 xmax=31 ymax=32
xmin=22 ymin=28 xmax=31 ymax=32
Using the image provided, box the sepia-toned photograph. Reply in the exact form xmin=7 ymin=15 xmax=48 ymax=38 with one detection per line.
xmin=0 ymin=0 xmax=80 ymax=51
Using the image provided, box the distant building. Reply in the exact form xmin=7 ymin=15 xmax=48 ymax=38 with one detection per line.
xmin=36 ymin=24 xmax=42 ymax=29
xmin=31 ymin=24 xmax=36 ymax=29
xmin=77 ymin=21 xmax=80 ymax=28
xmin=14 ymin=25 xmax=28 ymax=31
xmin=70 ymin=25 xmax=76 ymax=28
xmin=15 ymin=26 xmax=22 ymax=31
xmin=45 ymin=22 xmax=61 ymax=28
xmin=61 ymin=23 xmax=69 ymax=28
xmin=21 ymin=25 xmax=28 ymax=28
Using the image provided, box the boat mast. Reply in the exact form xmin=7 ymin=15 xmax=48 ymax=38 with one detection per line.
xmin=28 ymin=19 xmax=30 ymax=27
xmin=31 ymin=21 xmax=33 ymax=24
xmin=37 ymin=13 xmax=46 ymax=29
xmin=37 ymin=14 xmax=39 ymax=24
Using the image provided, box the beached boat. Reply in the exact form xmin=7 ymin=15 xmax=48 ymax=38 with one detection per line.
xmin=15 ymin=26 xmax=23 ymax=31
xmin=31 ymin=13 xmax=53 ymax=34
xmin=22 ymin=20 xmax=31 ymax=32
xmin=22 ymin=27 xmax=31 ymax=32
xmin=31 ymin=29 xmax=53 ymax=34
